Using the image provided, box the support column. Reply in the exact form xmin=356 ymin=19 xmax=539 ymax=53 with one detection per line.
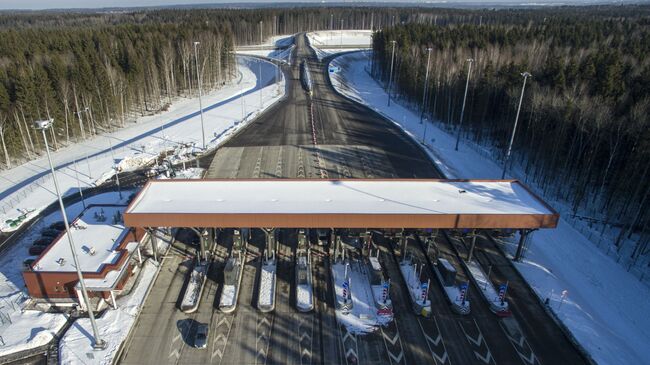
xmin=148 ymin=228 xmax=158 ymax=263
xmin=75 ymin=287 xmax=86 ymax=311
xmin=262 ymin=228 xmax=275 ymax=261
xmin=136 ymin=246 xmax=142 ymax=265
xmin=514 ymin=229 xmax=535 ymax=261
xmin=110 ymin=290 xmax=118 ymax=309
xmin=467 ymin=230 xmax=478 ymax=262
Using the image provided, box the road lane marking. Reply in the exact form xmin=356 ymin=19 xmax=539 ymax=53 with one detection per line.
xmin=458 ymin=319 xmax=496 ymax=365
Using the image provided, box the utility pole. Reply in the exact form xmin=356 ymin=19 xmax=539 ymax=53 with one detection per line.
xmin=502 ymin=72 xmax=532 ymax=179
xmin=34 ymin=118 xmax=106 ymax=350
xmin=193 ymin=41 xmax=206 ymax=151
xmin=421 ymin=48 xmax=432 ymax=124
xmin=340 ymin=19 xmax=344 ymax=48
xmin=454 ymin=58 xmax=474 ymax=151
xmin=107 ymin=136 xmax=122 ymax=199
xmin=387 ymin=40 xmax=397 ymax=107
xmin=259 ymin=21 xmax=263 ymax=109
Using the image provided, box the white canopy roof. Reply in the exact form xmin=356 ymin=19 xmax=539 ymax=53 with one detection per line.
xmin=124 ymin=179 xmax=558 ymax=229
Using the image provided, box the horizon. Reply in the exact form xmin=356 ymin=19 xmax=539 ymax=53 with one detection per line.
xmin=0 ymin=0 xmax=637 ymax=11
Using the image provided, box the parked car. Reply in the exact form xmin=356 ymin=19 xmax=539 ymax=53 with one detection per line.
xmin=40 ymin=229 xmax=61 ymax=238
xmin=33 ymin=237 xmax=54 ymax=247
xmin=49 ymin=221 xmax=66 ymax=231
xmin=194 ymin=323 xmax=208 ymax=349
xmin=22 ymin=258 xmax=35 ymax=271
xmin=29 ymin=245 xmax=46 ymax=256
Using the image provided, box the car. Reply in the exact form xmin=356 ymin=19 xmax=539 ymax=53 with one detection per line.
xmin=194 ymin=323 xmax=208 ymax=349
xmin=29 ymin=245 xmax=46 ymax=256
xmin=49 ymin=221 xmax=66 ymax=231
xmin=40 ymin=229 xmax=61 ymax=238
xmin=22 ymin=258 xmax=35 ymax=271
xmin=33 ymin=237 xmax=54 ymax=246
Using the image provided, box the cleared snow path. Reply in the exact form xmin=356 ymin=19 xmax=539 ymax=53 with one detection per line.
xmin=329 ymin=50 xmax=650 ymax=365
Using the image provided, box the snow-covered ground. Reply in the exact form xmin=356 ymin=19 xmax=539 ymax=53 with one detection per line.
xmin=331 ymin=260 xmax=392 ymax=335
xmin=59 ymin=258 xmax=159 ymax=365
xmin=258 ymin=260 xmax=276 ymax=311
xmin=0 ymin=56 xmax=285 ymax=232
xmin=0 ymin=191 xmax=131 ymax=358
xmin=306 ymin=30 xmax=372 ymax=61
xmin=330 ymin=50 xmax=650 ymax=365
xmin=464 ymin=259 xmax=509 ymax=314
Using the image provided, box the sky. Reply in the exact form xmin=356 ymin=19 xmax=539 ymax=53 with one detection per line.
xmin=0 ymin=0 xmax=613 ymax=11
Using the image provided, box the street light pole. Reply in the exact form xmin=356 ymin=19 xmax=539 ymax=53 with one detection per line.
xmin=258 ymin=21 xmax=263 ymax=109
xmin=502 ymin=72 xmax=532 ymax=179
xmin=34 ymin=119 xmax=106 ymax=350
xmin=73 ymin=159 xmax=86 ymax=209
xmin=421 ymin=48 xmax=432 ymax=124
xmin=340 ymin=19 xmax=343 ymax=48
xmin=454 ymin=58 xmax=474 ymax=151
xmin=387 ymin=40 xmax=397 ymax=107
xmin=106 ymin=136 xmax=122 ymax=199
xmin=193 ymin=41 xmax=206 ymax=151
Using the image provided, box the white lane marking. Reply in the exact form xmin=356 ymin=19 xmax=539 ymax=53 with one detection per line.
xmin=417 ymin=317 xmax=451 ymax=365
xmin=498 ymin=320 xmax=539 ymax=365
xmin=458 ymin=319 xmax=495 ymax=365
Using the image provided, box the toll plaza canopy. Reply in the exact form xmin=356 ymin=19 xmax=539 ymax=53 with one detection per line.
xmin=123 ymin=179 xmax=558 ymax=229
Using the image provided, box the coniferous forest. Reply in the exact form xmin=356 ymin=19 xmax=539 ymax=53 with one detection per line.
xmin=371 ymin=6 xmax=650 ymax=265
xmin=0 ymin=5 xmax=648 ymax=267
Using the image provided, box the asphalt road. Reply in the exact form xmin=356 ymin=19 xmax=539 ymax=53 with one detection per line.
xmin=118 ymin=34 xmax=587 ymax=365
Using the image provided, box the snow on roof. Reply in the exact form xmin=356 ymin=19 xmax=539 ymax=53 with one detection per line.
xmin=124 ymin=179 xmax=558 ymax=229
xmin=33 ymin=205 xmax=130 ymax=273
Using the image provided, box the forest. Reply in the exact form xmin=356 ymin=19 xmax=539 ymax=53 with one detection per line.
xmin=0 ymin=5 xmax=648 ymax=267
xmin=0 ymin=6 xmax=489 ymax=168
xmin=371 ymin=6 xmax=650 ymax=266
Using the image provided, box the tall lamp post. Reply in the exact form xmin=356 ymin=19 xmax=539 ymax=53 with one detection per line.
xmin=387 ymin=40 xmax=397 ymax=107
xmin=193 ymin=41 xmax=206 ymax=151
xmin=34 ymin=119 xmax=106 ymax=350
xmin=421 ymin=47 xmax=432 ymax=124
xmin=454 ymin=58 xmax=474 ymax=151
xmin=502 ymin=72 xmax=532 ymax=179
xmin=259 ymin=21 xmax=263 ymax=109
xmin=106 ymin=136 xmax=122 ymax=199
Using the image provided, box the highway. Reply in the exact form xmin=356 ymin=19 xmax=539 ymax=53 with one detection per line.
xmin=118 ymin=34 xmax=587 ymax=365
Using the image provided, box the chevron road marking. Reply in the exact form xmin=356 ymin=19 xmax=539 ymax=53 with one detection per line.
xmin=298 ymin=315 xmax=313 ymax=365
xmin=211 ymin=315 xmax=233 ymax=363
xmin=256 ymin=314 xmax=274 ymax=365
xmin=380 ymin=320 xmax=406 ymax=365
xmin=458 ymin=319 xmax=496 ymax=365
xmin=416 ymin=317 xmax=451 ymax=365
xmin=498 ymin=319 xmax=540 ymax=365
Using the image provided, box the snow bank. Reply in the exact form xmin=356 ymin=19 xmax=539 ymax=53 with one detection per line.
xmin=295 ymin=255 xmax=313 ymax=312
xmin=329 ymin=50 xmax=650 ymax=365
xmin=180 ymin=263 xmax=208 ymax=313
xmin=464 ymin=259 xmax=509 ymax=314
xmin=399 ymin=260 xmax=432 ymax=316
xmin=331 ymin=260 xmax=392 ymax=335
xmin=258 ymin=260 xmax=276 ymax=312
xmin=59 ymin=258 xmax=159 ymax=365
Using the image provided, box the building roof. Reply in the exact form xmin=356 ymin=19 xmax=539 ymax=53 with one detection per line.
xmin=124 ymin=179 xmax=558 ymax=229
xmin=33 ymin=205 xmax=133 ymax=273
